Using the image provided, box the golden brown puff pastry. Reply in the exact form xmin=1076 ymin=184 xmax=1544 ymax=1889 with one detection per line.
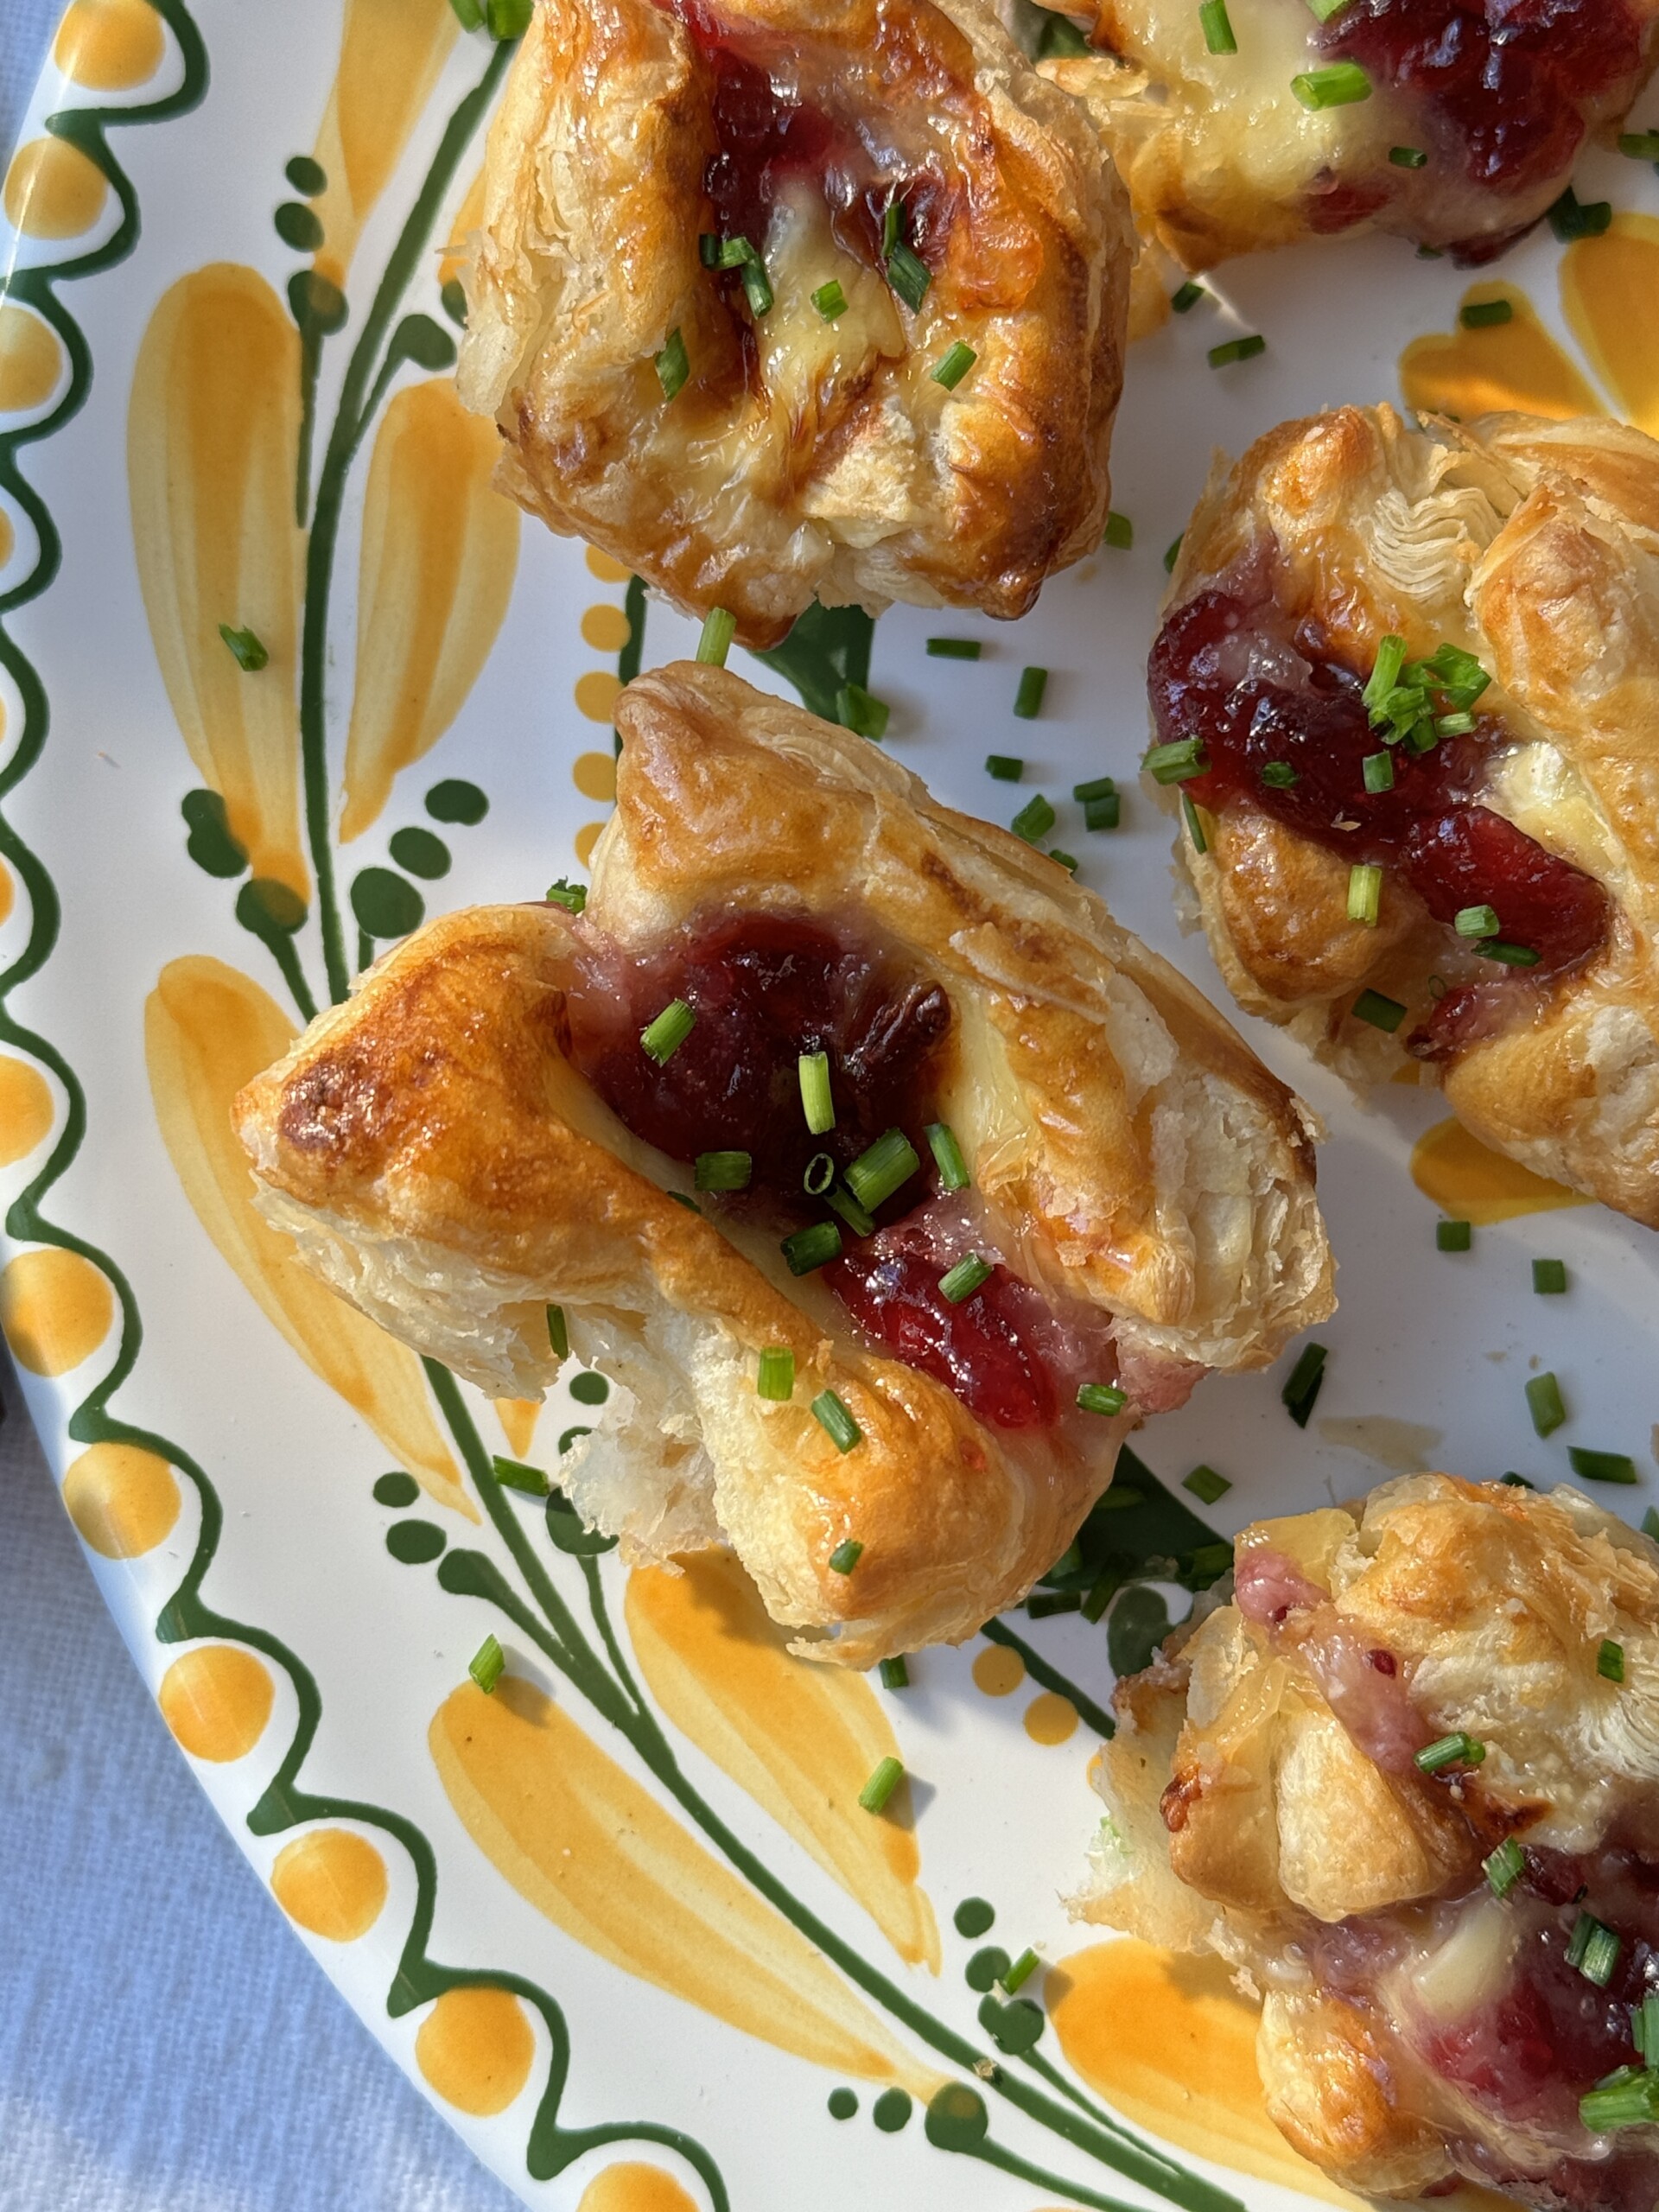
xmin=1073 ymin=1475 xmax=1659 ymax=2209
xmin=233 ymin=662 xmax=1332 ymax=1664
xmin=1036 ymin=0 xmax=1659 ymax=275
xmin=454 ymin=0 xmax=1132 ymax=648
xmin=1145 ymin=404 xmax=1659 ymax=1229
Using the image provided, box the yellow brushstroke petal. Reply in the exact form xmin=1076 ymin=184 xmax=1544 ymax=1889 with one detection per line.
xmin=128 ymin=264 xmax=308 ymax=898
xmin=430 ymin=1676 xmax=940 ymax=2090
xmin=1399 ymin=283 xmax=1601 ymax=426
xmin=495 ymin=1398 xmax=543 ymax=1459
xmin=626 ymin=1554 xmax=939 ymax=1972
xmin=340 ymin=378 xmax=518 ymax=841
xmin=145 ymin=957 xmax=473 ymax=1518
xmin=1561 ymin=213 xmax=1659 ymax=438
xmin=439 ymin=162 xmax=486 ymax=291
xmin=1410 ymin=1117 xmax=1590 ymax=1226
xmin=308 ymin=0 xmax=461 ymax=286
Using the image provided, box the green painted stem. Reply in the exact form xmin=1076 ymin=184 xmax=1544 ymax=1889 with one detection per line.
xmin=980 ymin=1617 xmax=1116 ymax=1739
xmin=958 ymin=2129 xmax=1147 ymax=2212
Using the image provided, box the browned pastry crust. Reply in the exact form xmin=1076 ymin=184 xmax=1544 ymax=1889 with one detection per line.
xmin=234 ymin=663 xmax=1331 ymax=1663
xmin=455 ymin=0 xmax=1132 ymax=645
xmin=1158 ymin=404 xmax=1659 ymax=1228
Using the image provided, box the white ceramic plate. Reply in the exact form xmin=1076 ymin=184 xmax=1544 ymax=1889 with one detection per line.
xmin=5 ymin=6 xmax=1659 ymax=2209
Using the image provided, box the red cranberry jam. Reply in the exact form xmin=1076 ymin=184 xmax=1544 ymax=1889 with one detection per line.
xmin=1147 ymin=587 xmax=1610 ymax=1057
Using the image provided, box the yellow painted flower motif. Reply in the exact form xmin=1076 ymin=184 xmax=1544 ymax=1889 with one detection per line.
xmin=128 ymin=264 xmax=308 ymax=899
xmin=145 ymin=957 xmax=473 ymax=1519
xmin=340 ymin=377 xmax=519 ymax=842
xmin=307 ymin=0 xmax=461 ymax=288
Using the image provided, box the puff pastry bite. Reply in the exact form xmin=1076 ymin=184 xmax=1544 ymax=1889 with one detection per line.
xmin=234 ymin=663 xmax=1331 ymax=1663
xmin=1075 ymin=1474 xmax=1659 ymax=2209
xmin=1146 ymin=404 xmax=1659 ymax=1228
xmin=455 ymin=0 xmax=1132 ymax=647
xmin=1038 ymin=0 xmax=1659 ymax=274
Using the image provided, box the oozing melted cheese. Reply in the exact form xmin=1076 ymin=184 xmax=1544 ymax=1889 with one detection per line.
xmin=757 ymin=182 xmax=905 ymax=430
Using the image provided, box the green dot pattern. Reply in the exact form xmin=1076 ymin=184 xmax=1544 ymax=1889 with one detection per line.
xmin=425 ymin=779 xmax=488 ymax=824
xmin=953 ymin=1897 xmax=995 ymax=1938
xmin=389 ymin=826 xmax=451 ymax=880
xmin=385 ymin=1520 xmax=446 ymax=1565
xmin=827 ymin=2088 xmax=857 ymax=2120
xmin=351 ymin=866 xmax=424 ymax=938
xmin=569 ymin=1371 xmax=609 ymax=1406
xmin=965 ymin=1946 xmax=1009 ymax=1993
xmin=372 ymin=1471 xmax=420 ymax=1508
xmin=872 ymin=2088 xmax=912 ymax=2133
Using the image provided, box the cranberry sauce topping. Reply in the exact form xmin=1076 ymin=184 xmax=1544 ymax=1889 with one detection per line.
xmin=1147 ymin=587 xmax=1610 ymax=1057
xmin=1234 ymin=1548 xmax=1433 ymax=1771
xmin=1322 ymin=0 xmax=1643 ymax=199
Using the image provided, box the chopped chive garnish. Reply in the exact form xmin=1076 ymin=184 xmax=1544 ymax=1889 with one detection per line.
xmin=986 ymin=753 xmax=1024 ymax=781
xmin=641 ymin=999 xmax=695 ymax=1062
xmin=757 ymin=1346 xmax=796 ymax=1401
xmin=1260 ymin=760 xmax=1299 ymax=789
xmin=823 ymin=1182 xmax=875 ymax=1237
xmin=1171 ymin=280 xmax=1205 ymax=313
xmin=1011 ymin=793 xmax=1057 ymax=842
xmin=1484 ymin=1836 xmax=1525 ymax=1897
xmin=469 ymin=1633 xmax=505 ymax=1694
xmin=1163 ymin=534 xmax=1184 ymax=574
xmin=931 ymin=340 xmax=977 ymax=390
xmin=1281 ymin=1341 xmax=1327 ymax=1426
xmin=859 ymin=1754 xmax=903 ymax=1813
xmin=669 ymin=1191 xmax=700 ymax=1213
xmin=1455 ymin=903 xmax=1499 ymax=938
xmin=782 ymin=1220 xmax=842 ymax=1274
xmin=545 ymin=878 xmax=587 ymax=914
xmin=812 ymin=279 xmax=850 ymax=324
xmin=1618 ymin=130 xmax=1659 ymax=160
xmin=1434 ymin=711 xmax=1476 ymax=738
xmin=1460 ymin=297 xmax=1513 ymax=329
xmin=1533 ymin=1258 xmax=1567 ymax=1295
xmin=1013 ymin=666 xmax=1048 ymax=720
xmin=1475 ymin=941 xmax=1541 ymax=967
xmin=655 ymin=326 xmax=689 ymax=399
xmin=1363 ymin=635 xmax=1408 ymax=719
xmin=1526 ymin=1371 xmax=1567 ymax=1437
xmin=798 ymin=1050 xmax=836 ymax=1135
xmin=1638 ymin=1990 xmax=1659 ymax=2059
xmin=1598 ymin=1638 xmax=1626 ymax=1683
xmin=1501 ymin=1471 xmax=1535 ymax=1488
xmin=1077 ymin=1382 xmax=1127 ymax=1416
xmin=1646 ymin=1509 xmax=1659 ymax=1541
xmin=1568 ymin=1447 xmax=1638 ymax=1485
xmin=741 ymin=256 xmax=773 ymax=317
xmin=493 ymin=1454 xmax=550 ymax=1496
xmin=1436 ymin=1218 xmax=1472 ymax=1252
xmin=1347 ymin=862 xmax=1382 ymax=926
xmin=1002 ymin=1948 xmax=1039 ymax=1993
xmin=1208 ymin=334 xmax=1266 ymax=367
xmin=546 ymin=1303 xmax=569 ymax=1358
xmin=1181 ymin=793 xmax=1208 ymax=853
xmin=845 ymin=1127 xmax=921 ymax=1211
xmin=1103 ymin=512 xmax=1134 ymax=550
xmin=219 ymin=623 xmax=269 ymax=671
xmin=1049 ymin=847 xmax=1079 ymax=874
xmin=816 ymin=1391 xmax=863 ymax=1454
xmin=1074 ymin=775 xmax=1116 ymax=803
xmin=887 ymin=240 xmax=931 ymax=311
xmin=1291 ymin=61 xmax=1370 ymax=108
xmin=830 ymin=1534 xmax=861 ymax=1572
xmin=939 ymin=1253 xmax=992 ymax=1304
xmin=1414 ymin=1732 xmax=1486 ymax=1774
xmin=804 ymin=1151 xmax=836 ymax=1196
xmin=836 ymin=681 xmax=889 ymax=740
xmin=1548 ymin=188 xmax=1611 ymax=244
xmin=1362 ymin=751 xmax=1395 ymax=794
xmin=1389 ymin=144 xmax=1427 ymax=168
xmin=1084 ymin=791 xmax=1121 ymax=830
xmin=1198 ymin=0 xmax=1236 ymax=54
xmin=1351 ymin=988 xmax=1407 ymax=1033
xmin=928 ymin=637 xmax=982 ymax=658
xmin=1144 ymin=736 xmax=1209 ymax=784
xmin=925 ymin=1122 xmax=970 ymax=1190
xmin=1581 ymin=2070 xmax=1659 ymax=2133
xmin=1568 ymin=1912 xmax=1620 ymax=1986
xmin=879 ymin=1655 xmax=910 ymax=1689
xmin=1028 ymin=1588 xmax=1081 ymax=1619
xmin=1305 ymin=0 xmax=1350 ymax=18
xmin=881 ymin=197 xmax=901 ymax=258
xmin=1183 ymin=1464 xmax=1230 ymax=1505
xmin=698 ymin=232 xmax=721 ymax=267
xmin=695 ymin=1148 xmax=752 ymax=1192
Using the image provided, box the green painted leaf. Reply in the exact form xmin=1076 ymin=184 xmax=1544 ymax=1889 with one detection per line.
xmin=385 ymin=1519 xmax=446 ymax=1564
xmin=978 ymin=1993 xmax=1045 ymax=2053
xmin=372 ymin=1471 xmax=420 ymax=1508
xmin=284 ymin=154 xmax=326 ymax=195
xmin=275 ymin=200 xmax=324 ymax=251
xmin=1108 ymin=1585 xmax=1172 ymax=1679
xmin=925 ymin=2083 xmax=988 ymax=2152
xmin=236 ymin=876 xmax=307 ymax=932
xmin=287 ymin=268 xmax=347 ymax=336
xmin=351 ymin=867 xmax=424 ymax=938
xmin=425 ymin=778 xmax=488 ymax=824
xmin=753 ymin=601 xmax=876 ymax=723
xmin=390 ymin=310 xmax=456 ymax=372
xmin=440 ymin=277 xmax=468 ymax=328
xmin=545 ymin=1489 xmax=618 ymax=1556
xmin=389 ymin=826 xmax=451 ymax=880
xmin=181 ymin=789 xmax=248 ymax=879
xmin=965 ymin=1946 xmax=1009 ymax=1993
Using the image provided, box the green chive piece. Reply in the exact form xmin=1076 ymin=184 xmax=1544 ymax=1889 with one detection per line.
xmin=1526 ymin=1371 xmax=1567 ymax=1437
xmin=1460 ymin=297 xmax=1513 ymax=329
xmin=1599 ymin=1638 xmax=1626 ymax=1683
xmin=1171 ymin=280 xmax=1205 ymax=313
xmin=1568 ymin=1913 xmax=1621 ymax=1986
xmin=1639 ymin=1991 xmax=1659 ymax=2060
xmin=782 ymin=1220 xmax=842 ymax=1275
xmin=880 ymin=198 xmax=901 ymax=258
xmin=485 ymin=0 xmax=532 ymax=36
xmin=1304 ymin=0 xmax=1349 ymax=18
xmin=545 ymin=878 xmax=587 ymax=914
xmin=1362 ymin=751 xmax=1395 ymax=794
xmin=836 ymin=681 xmax=889 ymax=740
xmin=798 ymin=1050 xmax=836 ymax=1135
xmin=939 ymin=1254 xmax=993 ymax=1304
xmin=804 ymin=1151 xmax=836 ymax=1197
xmin=845 ymin=1128 xmax=921 ymax=1211
xmin=829 ymin=1535 xmax=861 ymax=1577
xmin=1484 ymin=1836 xmax=1526 ymax=1898
xmin=1581 ymin=2071 xmax=1659 ymax=2133
xmin=1049 ymin=847 xmax=1079 ymax=874
xmin=741 ymin=256 xmax=773 ymax=317
xmin=1027 ymin=1589 xmax=1080 ymax=1620
xmin=1434 ymin=710 xmax=1477 ymax=738
xmin=1619 ymin=130 xmax=1659 ymax=160
xmin=1002 ymin=1948 xmax=1039 ymax=1993
xmin=1568 ymin=1447 xmax=1639 ymax=1485
xmin=1011 ymin=793 xmax=1057 ymax=842
xmin=1475 ymin=941 xmax=1541 ymax=967
xmin=1389 ymin=145 xmax=1427 ymax=168
xmin=859 ymin=1754 xmax=903 ymax=1812
xmin=1182 ymin=792 xmax=1208 ymax=854
xmin=1291 ymin=61 xmax=1371 ymax=108
xmin=816 ymin=1393 xmax=863 ymax=1454
xmin=1351 ymin=988 xmax=1407 ymax=1033
xmin=640 ymin=999 xmax=695 ymax=1063
xmin=1281 ymin=1341 xmax=1327 ymax=1427
xmin=823 ymin=1183 xmax=875 ymax=1237
xmin=757 ymin=1346 xmax=796 ymax=1401
xmin=1645 ymin=1509 xmax=1659 ymax=1541
xmin=1013 ymin=666 xmax=1048 ymax=720
xmin=1533 ymin=1258 xmax=1567 ymax=1295
xmin=1163 ymin=534 xmax=1184 ymax=573
xmin=1363 ymin=634 xmax=1408 ymax=720
xmin=493 ymin=1454 xmax=550 ymax=1497
xmin=655 ymin=326 xmax=689 ymax=399
xmin=879 ymin=1656 xmax=910 ymax=1689
xmin=695 ymin=1149 xmax=752 ymax=1192
xmin=1198 ymin=0 xmax=1236 ymax=54
xmin=925 ymin=1122 xmax=970 ymax=1191
xmin=1103 ymin=512 xmax=1134 ymax=550
xmin=1144 ymin=736 xmax=1209 ymax=784
xmin=469 ymin=1633 xmax=505 ymax=1694
xmin=931 ymin=340 xmax=977 ymax=390
xmin=1084 ymin=792 xmax=1121 ymax=830
xmin=887 ymin=239 xmax=931 ymax=311
xmin=986 ymin=753 xmax=1024 ymax=781
xmin=1077 ymin=1382 xmax=1128 ymax=1417
xmin=813 ymin=278 xmax=849 ymax=321
xmin=1414 ymin=1732 xmax=1486 ymax=1774
xmin=1260 ymin=760 xmax=1299 ymax=789
xmin=1548 ymin=188 xmax=1611 ymax=244
xmin=546 ymin=1303 xmax=569 ymax=1358
xmin=219 ymin=623 xmax=269 ymax=671
xmin=1208 ymin=334 xmax=1266 ymax=367
xmin=1455 ymin=903 xmax=1500 ymax=938
xmin=1346 ymin=862 xmax=1382 ymax=926
xmin=929 ymin=637 xmax=982 ymax=658
xmin=1436 ymin=1218 xmax=1472 ymax=1252
xmin=1183 ymin=1464 xmax=1230 ymax=1505
xmin=696 ymin=606 xmax=736 ymax=666
xmin=1074 ymin=775 xmax=1116 ymax=803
